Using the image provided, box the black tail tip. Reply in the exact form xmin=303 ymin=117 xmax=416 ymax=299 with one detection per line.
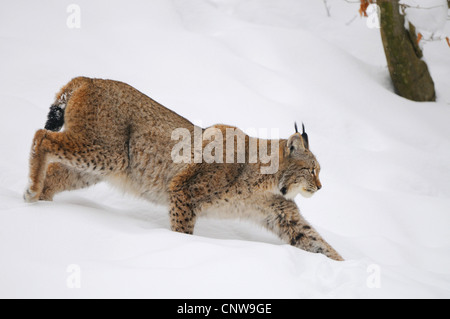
xmin=44 ymin=104 xmax=65 ymax=131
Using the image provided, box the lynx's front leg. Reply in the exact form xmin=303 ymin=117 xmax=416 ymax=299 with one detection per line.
xmin=168 ymin=180 xmax=197 ymax=235
xmin=253 ymin=194 xmax=343 ymax=261
xmin=168 ymin=192 xmax=197 ymax=235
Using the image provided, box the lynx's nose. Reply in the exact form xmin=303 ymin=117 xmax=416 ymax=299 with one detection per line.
xmin=317 ymin=185 xmax=322 ymax=190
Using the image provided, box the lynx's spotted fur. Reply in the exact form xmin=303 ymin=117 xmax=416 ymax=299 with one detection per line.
xmin=24 ymin=77 xmax=343 ymax=261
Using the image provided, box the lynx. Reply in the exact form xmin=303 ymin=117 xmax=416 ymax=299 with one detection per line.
xmin=24 ymin=77 xmax=343 ymax=261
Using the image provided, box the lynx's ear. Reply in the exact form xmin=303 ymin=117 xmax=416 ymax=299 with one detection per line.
xmin=287 ymin=123 xmax=305 ymax=155
xmin=287 ymin=122 xmax=309 ymax=155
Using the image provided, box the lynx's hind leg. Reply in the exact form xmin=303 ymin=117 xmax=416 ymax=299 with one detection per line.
xmin=39 ymin=163 xmax=102 ymax=201
xmin=24 ymin=129 xmax=122 ymax=202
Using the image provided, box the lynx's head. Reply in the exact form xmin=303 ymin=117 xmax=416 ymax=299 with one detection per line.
xmin=278 ymin=123 xmax=322 ymax=199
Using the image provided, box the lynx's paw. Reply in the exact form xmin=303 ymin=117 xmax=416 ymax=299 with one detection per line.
xmin=330 ymin=253 xmax=345 ymax=262
xmin=324 ymin=249 xmax=344 ymax=261
xmin=23 ymin=187 xmax=39 ymax=203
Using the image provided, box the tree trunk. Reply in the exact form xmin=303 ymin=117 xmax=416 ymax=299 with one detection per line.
xmin=378 ymin=0 xmax=436 ymax=102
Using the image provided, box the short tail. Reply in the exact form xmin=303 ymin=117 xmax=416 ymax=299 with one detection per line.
xmin=44 ymin=92 xmax=70 ymax=132
xmin=44 ymin=77 xmax=89 ymax=131
xmin=44 ymin=104 xmax=65 ymax=131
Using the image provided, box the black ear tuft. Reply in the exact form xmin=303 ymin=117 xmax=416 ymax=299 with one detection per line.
xmin=294 ymin=122 xmax=298 ymax=133
xmin=301 ymin=123 xmax=309 ymax=150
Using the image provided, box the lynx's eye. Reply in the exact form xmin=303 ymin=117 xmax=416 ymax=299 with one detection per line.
xmin=311 ymin=168 xmax=315 ymax=175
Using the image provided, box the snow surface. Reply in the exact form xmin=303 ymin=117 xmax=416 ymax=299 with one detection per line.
xmin=402 ymin=0 xmax=448 ymax=40
xmin=1 ymin=0 xmax=450 ymax=298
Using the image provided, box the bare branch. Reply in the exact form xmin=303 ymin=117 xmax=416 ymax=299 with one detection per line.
xmin=400 ymin=3 xmax=448 ymax=11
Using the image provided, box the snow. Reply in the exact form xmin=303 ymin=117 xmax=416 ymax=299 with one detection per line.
xmin=402 ymin=0 xmax=448 ymax=36
xmin=1 ymin=0 xmax=450 ymax=298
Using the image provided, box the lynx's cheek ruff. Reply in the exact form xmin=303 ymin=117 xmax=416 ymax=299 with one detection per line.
xmin=280 ymin=184 xmax=316 ymax=200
